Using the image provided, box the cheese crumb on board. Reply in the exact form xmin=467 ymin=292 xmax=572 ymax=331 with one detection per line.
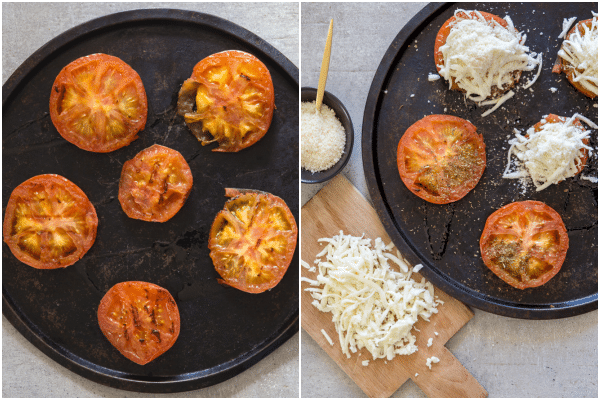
xmin=426 ymin=356 xmax=440 ymax=370
xmin=362 ymin=360 xmax=369 ymax=366
xmin=437 ymin=9 xmax=542 ymax=116
xmin=321 ymin=329 xmax=334 ymax=346
xmin=415 ymin=373 xmax=419 ymax=377
xmin=434 ymin=331 xmax=439 ymax=336
xmin=428 ymin=73 xmax=441 ymax=81
xmin=557 ymin=12 xmax=598 ymax=96
xmin=550 ymin=87 xmax=558 ymax=93
xmin=301 ymin=101 xmax=346 ymax=173
xmin=503 ymin=114 xmax=596 ymax=191
xmin=302 ymin=232 xmax=441 ymax=361
xmin=427 ymin=338 xmax=433 ymax=347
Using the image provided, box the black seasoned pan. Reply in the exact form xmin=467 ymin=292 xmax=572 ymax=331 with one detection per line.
xmin=363 ymin=2 xmax=597 ymax=319
xmin=3 ymin=9 xmax=298 ymax=392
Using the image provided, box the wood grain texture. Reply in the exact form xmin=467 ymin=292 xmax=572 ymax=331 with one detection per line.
xmin=301 ymin=174 xmax=487 ymax=398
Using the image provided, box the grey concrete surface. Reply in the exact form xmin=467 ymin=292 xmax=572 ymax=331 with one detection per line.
xmin=301 ymin=3 xmax=598 ymax=398
xmin=2 ymin=2 xmax=298 ymax=398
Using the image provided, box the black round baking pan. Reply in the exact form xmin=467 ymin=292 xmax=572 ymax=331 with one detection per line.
xmin=363 ymin=2 xmax=598 ymax=319
xmin=3 ymin=9 xmax=298 ymax=392
xmin=301 ymin=87 xmax=354 ymax=184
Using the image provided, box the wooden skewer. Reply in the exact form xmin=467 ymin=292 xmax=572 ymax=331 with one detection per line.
xmin=316 ymin=19 xmax=333 ymax=112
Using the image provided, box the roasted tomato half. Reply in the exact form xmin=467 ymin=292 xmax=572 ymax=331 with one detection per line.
xmin=209 ymin=188 xmax=297 ymax=293
xmin=49 ymin=53 xmax=148 ymax=152
xmin=434 ymin=10 xmax=522 ymax=97
xmin=177 ymin=50 xmax=275 ymax=152
xmin=98 ymin=281 xmax=180 ymax=365
xmin=118 ymin=144 xmax=193 ymax=222
xmin=533 ymin=114 xmax=589 ymax=176
xmin=480 ymin=201 xmax=569 ymax=289
xmin=552 ymin=19 xmax=598 ymax=99
xmin=3 ymin=174 xmax=98 ymax=269
xmin=397 ymin=115 xmax=486 ymax=204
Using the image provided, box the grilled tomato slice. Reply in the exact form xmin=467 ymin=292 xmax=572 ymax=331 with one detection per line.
xmin=49 ymin=53 xmax=148 ymax=152
xmin=118 ymin=144 xmax=193 ymax=222
xmin=397 ymin=115 xmax=486 ymax=204
xmin=552 ymin=18 xmax=598 ymax=99
xmin=480 ymin=201 xmax=569 ymax=289
xmin=177 ymin=50 xmax=275 ymax=152
xmin=3 ymin=174 xmax=98 ymax=269
xmin=209 ymin=188 xmax=297 ymax=293
xmin=98 ymin=281 xmax=180 ymax=365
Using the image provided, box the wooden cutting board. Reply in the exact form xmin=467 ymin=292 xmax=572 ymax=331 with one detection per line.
xmin=301 ymin=174 xmax=487 ymax=398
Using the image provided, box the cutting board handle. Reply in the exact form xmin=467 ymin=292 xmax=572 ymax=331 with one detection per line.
xmin=414 ymin=346 xmax=488 ymax=398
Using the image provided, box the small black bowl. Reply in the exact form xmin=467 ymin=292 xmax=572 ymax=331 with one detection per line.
xmin=301 ymin=87 xmax=354 ymax=184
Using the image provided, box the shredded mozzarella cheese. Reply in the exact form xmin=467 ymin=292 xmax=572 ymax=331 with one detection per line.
xmin=559 ymin=17 xmax=578 ymax=39
xmin=438 ymin=9 xmax=542 ymax=116
xmin=557 ymin=12 xmax=598 ymax=96
xmin=321 ymin=329 xmax=334 ymax=346
xmin=426 ymin=356 xmax=440 ymax=369
xmin=303 ymin=232 xmax=441 ymax=361
xmin=503 ymin=114 xmax=595 ymax=190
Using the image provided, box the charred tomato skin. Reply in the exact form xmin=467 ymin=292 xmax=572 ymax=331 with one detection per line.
xmin=97 ymin=281 xmax=181 ymax=365
xmin=3 ymin=174 xmax=98 ymax=269
xmin=208 ymin=188 xmax=298 ymax=293
xmin=480 ymin=200 xmax=569 ymax=290
xmin=397 ymin=114 xmax=486 ymax=204
xmin=553 ymin=19 xmax=597 ymax=99
xmin=177 ymin=50 xmax=275 ymax=152
xmin=49 ymin=53 xmax=148 ymax=153
xmin=118 ymin=144 xmax=193 ymax=222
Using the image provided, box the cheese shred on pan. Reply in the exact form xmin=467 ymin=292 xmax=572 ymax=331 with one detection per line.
xmin=302 ymin=232 xmax=441 ymax=361
xmin=557 ymin=12 xmax=598 ymax=97
xmin=438 ymin=9 xmax=542 ymax=116
xmin=503 ymin=114 xmax=596 ymax=191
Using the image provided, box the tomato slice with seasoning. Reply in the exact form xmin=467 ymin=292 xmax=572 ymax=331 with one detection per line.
xmin=3 ymin=174 xmax=98 ymax=269
xmin=97 ymin=281 xmax=180 ymax=365
xmin=552 ymin=19 xmax=598 ymax=99
xmin=208 ymin=188 xmax=297 ymax=293
xmin=480 ymin=201 xmax=569 ymax=289
xmin=49 ymin=53 xmax=148 ymax=152
xmin=434 ymin=10 xmax=521 ymax=95
xmin=397 ymin=115 xmax=486 ymax=204
xmin=118 ymin=144 xmax=193 ymax=222
xmin=177 ymin=50 xmax=275 ymax=152
xmin=532 ymin=114 xmax=589 ymax=176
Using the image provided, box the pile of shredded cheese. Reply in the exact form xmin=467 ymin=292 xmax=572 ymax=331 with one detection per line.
xmin=301 ymin=232 xmax=441 ymax=361
xmin=502 ymin=113 xmax=597 ymax=191
xmin=437 ymin=9 xmax=542 ymax=116
xmin=557 ymin=12 xmax=598 ymax=97
xmin=301 ymin=101 xmax=346 ymax=173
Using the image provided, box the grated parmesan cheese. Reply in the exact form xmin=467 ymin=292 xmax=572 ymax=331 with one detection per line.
xmin=302 ymin=232 xmax=441 ymax=361
xmin=557 ymin=12 xmax=598 ymax=96
xmin=437 ymin=9 xmax=542 ymax=116
xmin=503 ymin=114 xmax=595 ymax=191
xmin=426 ymin=356 xmax=440 ymax=369
xmin=301 ymin=101 xmax=346 ymax=173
